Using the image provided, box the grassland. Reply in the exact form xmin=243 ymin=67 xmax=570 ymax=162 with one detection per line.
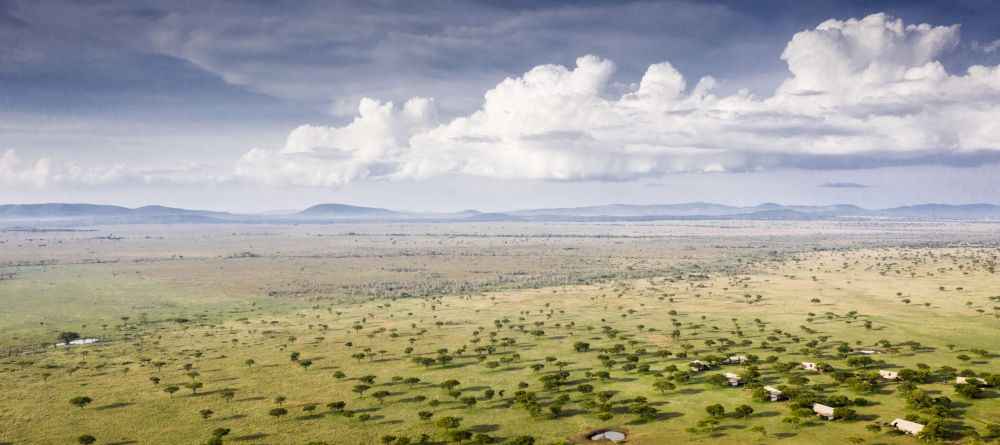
xmin=1 ymin=221 xmax=998 ymax=444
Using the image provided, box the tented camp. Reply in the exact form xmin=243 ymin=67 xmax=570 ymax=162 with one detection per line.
xmin=763 ymin=386 xmax=784 ymax=401
xmin=812 ymin=403 xmax=835 ymax=420
xmin=724 ymin=372 xmax=741 ymax=386
xmin=690 ymin=360 xmax=710 ymax=372
xmin=891 ymin=418 xmax=925 ymax=436
xmin=956 ymin=376 xmax=989 ymax=386
xmin=879 ymin=370 xmax=898 ymax=380
xmin=801 ymin=362 xmax=817 ymax=371
xmin=728 ymin=355 xmax=747 ymax=365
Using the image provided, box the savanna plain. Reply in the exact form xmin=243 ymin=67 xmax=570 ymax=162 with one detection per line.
xmin=1 ymin=221 xmax=999 ymax=444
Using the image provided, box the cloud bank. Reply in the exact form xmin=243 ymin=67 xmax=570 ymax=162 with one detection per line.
xmin=236 ymin=13 xmax=1000 ymax=187
xmin=0 ymin=149 xmax=130 ymax=187
xmin=0 ymin=149 xmax=228 ymax=188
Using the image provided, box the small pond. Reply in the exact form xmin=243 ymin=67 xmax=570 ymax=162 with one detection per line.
xmin=48 ymin=338 xmax=100 ymax=348
xmin=590 ymin=430 xmax=626 ymax=442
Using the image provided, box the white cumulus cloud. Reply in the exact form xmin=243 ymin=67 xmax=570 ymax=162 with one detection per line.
xmin=236 ymin=97 xmax=439 ymax=186
xmin=0 ymin=149 xmax=128 ymax=187
xmin=0 ymin=149 xmax=53 ymax=187
xmin=237 ymin=13 xmax=1000 ymax=186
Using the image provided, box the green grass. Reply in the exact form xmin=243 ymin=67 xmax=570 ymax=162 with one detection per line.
xmin=0 ymin=265 xmax=262 ymax=348
xmin=1 ymin=246 xmax=999 ymax=444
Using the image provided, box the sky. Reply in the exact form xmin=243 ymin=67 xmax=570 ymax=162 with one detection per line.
xmin=2 ymin=0 xmax=1000 ymax=213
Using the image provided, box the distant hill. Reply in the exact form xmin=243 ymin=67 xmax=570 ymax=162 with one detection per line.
xmin=0 ymin=203 xmax=132 ymax=218
xmin=509 ymin=202 xmax=744 ymax=217
xmin=0 ymin=203 xmax=229 ymax=219
xmin=296 ymin=203 xmax=401 ymax=219
xmin=876 ymin=204 xmax=1000 ymax=219
xmin=3 ymin=201 xmax=1000 ymax=226
xmin=295 ymin=204 xmax=482 ymax=220
xmin=506 ymin=202 xmax=870 ymax=219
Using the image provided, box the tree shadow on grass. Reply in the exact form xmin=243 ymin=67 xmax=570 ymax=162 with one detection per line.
xmin=94 ymin=402 xmax=134 ymax=410
xmin=469 ymin=424 xmax=500 ymax=433
xmin=294 ymin=414 xmax=325 ymax=420
xmin=218 ymin=414 xmax=247 ymax=421
xmin=233 ymin=433 xmax=268 ymax=441
xmin=210 ymin=376 xmax=239 ymax=383
xmin=556 ymin=408 xmax=587 ymax=417
xmin=659 ymin=411 xmax=685 ymax=420
xmin=192 ymin=389 xmax=231 ymax=397
xmin=676 ymin=388 xmax=703 ymax=395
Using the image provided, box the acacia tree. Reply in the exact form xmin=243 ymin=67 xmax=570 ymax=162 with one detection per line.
xmin=510 ymin=436 xmax=535 ymax=445
xmin=186 ymin=382 xmax=204 ymax=395
xmin=436 ymin=416 xmax=462 ymax=430
xmin=327 ymin=401 xmax=347 ymax=413
xmin=77 ymin=435 xmax=96 ymax=445
xmin=653 ymin=380 xmax=676 ymax=394
xmin=69 ymin=396 xmax=93 ymax=409
xmin=206 ymin=428 xmax=230 ymax=445
xmin=734 ymin=404 xmax=754 ymax=419
xmin=461 ymin=396 xmax=477 ymax=409
xmin=164 ymin=386 xmax=180 ymax=397
xmin=865 ymin=422 xmax=882 ymax=438
xmin=705 ymin=403 xmax=725 ymax=418
xmin=372 ymin=390 xmax=391 ymax=403
xmin=58 ymin=332 xmax=81 ymax=344
xmin=352 ymin=384 xmax=371 ymax=397
xmin=630 ymin=403 xmax=658 ymax=422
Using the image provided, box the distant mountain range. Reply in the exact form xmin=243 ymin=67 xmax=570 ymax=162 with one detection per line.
xmin=2 ymin=202 xmax=1000 ymax=226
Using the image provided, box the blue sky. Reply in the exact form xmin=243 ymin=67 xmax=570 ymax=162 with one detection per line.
xmin=2 ymin=0 xmax=1000 ymax=212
